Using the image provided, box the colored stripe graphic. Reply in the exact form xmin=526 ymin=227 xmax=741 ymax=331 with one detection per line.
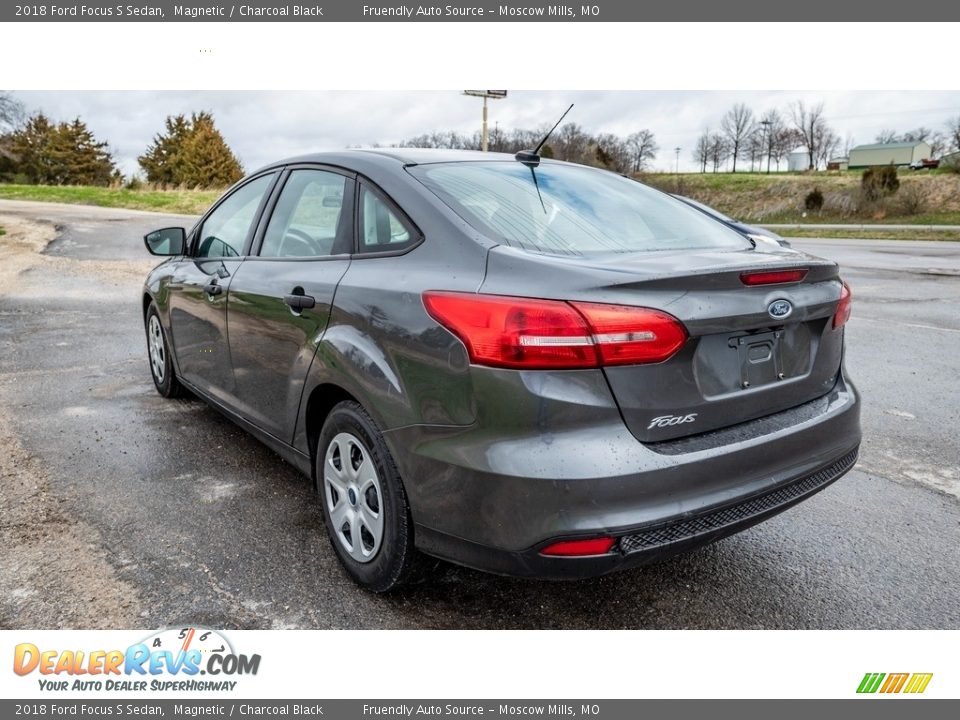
xmin=857 ymin=672 xmax=932 ymax=694
xmin=903 ymin=673 xmax=933 ymax=694
xmin=880 ymin=673 xmax=909 ymax=693
xmin=857 ymin=673 xmax=885 ymax=693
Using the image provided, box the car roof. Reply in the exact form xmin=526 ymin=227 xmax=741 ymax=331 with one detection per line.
xmin=255 ymin=147 xmax=526 ymax=175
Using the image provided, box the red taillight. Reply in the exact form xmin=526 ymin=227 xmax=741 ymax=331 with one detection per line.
xmin=740 ymin=269 xmax=808 ymax=286
xmin=569 ymin=302 xmax=688 ymax=366
xmin=833 ymin=280 xmax=852 ymax=329
xmin=540 ymin=537 xmax=616 ymax=557
xmin=422 ymin=292 xmax=687 ymax=370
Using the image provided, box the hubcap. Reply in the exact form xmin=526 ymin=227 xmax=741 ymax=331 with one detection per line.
xmin=324 ymin=432 xmax=384 ymax=563
xmin=148 ymin=315 xmax=165 ymax=383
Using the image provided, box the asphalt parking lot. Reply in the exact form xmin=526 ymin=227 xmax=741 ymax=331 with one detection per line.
xmin=1 ymin=200 xmax=958 ymax=630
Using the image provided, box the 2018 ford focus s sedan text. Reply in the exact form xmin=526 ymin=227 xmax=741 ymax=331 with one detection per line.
xmin=141 ymin=148 xmax=861 ymax=592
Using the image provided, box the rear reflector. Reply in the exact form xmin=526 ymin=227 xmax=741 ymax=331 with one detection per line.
xmin=740 ymin=268 xmax=808 ymax=286
xmin=540 ymin=537 xmax=616 ymax=557
xmin=422 ymin=291 xmax=687 ymax=370
xmin=833 ymin=280 xmax=852 ymax=329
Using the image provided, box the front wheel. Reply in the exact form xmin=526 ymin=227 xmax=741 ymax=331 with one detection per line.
xmin=145 ymin=303 xmax=184 ymax=398
xmin=317 ymin=401 xmax=420 ymax=592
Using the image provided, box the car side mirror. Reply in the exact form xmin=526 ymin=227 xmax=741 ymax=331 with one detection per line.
xmin=144 ymin=227 xmax=187 ymax=256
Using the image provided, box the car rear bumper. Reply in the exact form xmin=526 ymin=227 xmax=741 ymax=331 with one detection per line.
xmin=384 ymin=368 xmax=861 ymax=579
xmin=414 ymin=444 xmax=857 ymax=579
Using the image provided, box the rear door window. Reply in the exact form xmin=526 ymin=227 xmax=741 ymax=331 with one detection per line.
xmin=260 ymin=169 xmax=351 ymax=257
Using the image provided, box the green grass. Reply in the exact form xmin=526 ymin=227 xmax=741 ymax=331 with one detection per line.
xmin=0 ymin=183 xmax=217 ymax=215
xmin=758 ymin=210 xmax=960 ymax=226
xmin=642 ymin=171 xmax=960 ymax=226
xmin=780 ymin=228 xmax=960 ymax=242
xmin=0 ymin=227 xmax=5 ymax=237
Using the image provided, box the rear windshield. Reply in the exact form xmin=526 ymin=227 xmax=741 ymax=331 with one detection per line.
xmin=409 ymin=161 xmax=750 ymax=256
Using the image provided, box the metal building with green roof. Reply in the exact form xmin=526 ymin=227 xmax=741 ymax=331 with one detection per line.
xmin=848 ymin=141 xmax=932 ymax=168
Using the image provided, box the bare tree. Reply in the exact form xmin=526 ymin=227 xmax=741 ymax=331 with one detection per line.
xmin=816 ymin=128 xmax=842 ymax=169
xmin=0 ymin=92 xmax=25 ymax=131
xmin=758 ymin=109 xmax=785 ymax=173
xmin=594 ymin=133 xmax=632 ymax=173
xmin=746 ymin=127 xmax=765 ymax=171
xmin=625 ymin=129 xmax=658 ymax=173
xmin=693 ymin=131 xmax=711 ymax=173
xmin=708 ymin=132 xmax=729 ymax=173
xmin=720 ymin=103 xmax=754 ymax=173
xmin=875 ymin=129 xmax=899 ymax=144
xmin=770 ymin=127 xmax=800 ymax=172
xmin=902 ymin=127 xmax=934 ymax=143
xmin=947 ymin=115 xmax=960 ymax=152
xmin=842 ymin=133 xmax=856 ymax=157
xmin=789 ymin=101 xmax=833 ymax=171
xmin=555 ymin=123 xmax=590 ymax=163
xmin=929 ymin=132 xmax=947 ymax=159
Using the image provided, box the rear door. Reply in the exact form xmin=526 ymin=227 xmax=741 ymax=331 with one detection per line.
xmin=225 ymin=166 xmax=355 ymax=441
xmin=168 ymin=172 xmax=276 ymax=403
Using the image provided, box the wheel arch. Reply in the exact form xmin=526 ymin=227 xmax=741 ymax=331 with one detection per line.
xmin=303 ymin=383 xmax=359 ymax=488
xmin=142 ymin=291 xmax=154 ymax=321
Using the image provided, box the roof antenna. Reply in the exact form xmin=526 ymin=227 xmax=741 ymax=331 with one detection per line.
xmin=515 ymin=103 xmax=574 ymax=167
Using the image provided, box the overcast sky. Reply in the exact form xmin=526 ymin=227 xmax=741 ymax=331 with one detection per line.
xmin=12 ymin=90 xmax=960 ymax=176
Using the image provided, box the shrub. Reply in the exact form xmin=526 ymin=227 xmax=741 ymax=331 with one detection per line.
xmin=861 ymin=165 xmax=899 ymax=201
xmin=898 ymin=183 xmax=927 ymax=216
xmin=804 ymin=187 xmax=824 ymax=211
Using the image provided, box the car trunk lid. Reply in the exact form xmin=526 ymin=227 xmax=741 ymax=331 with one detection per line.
xmin=479 ymin=244 xmax=846 ymax=442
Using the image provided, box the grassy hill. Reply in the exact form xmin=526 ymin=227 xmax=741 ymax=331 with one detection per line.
xmin=642 ymin=170 xmax=960 ymax=226
xmin=0 ymin=184 xmax=216 ymax=216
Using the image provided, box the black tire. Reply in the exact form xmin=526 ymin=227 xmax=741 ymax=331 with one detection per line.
xmin=316 ymin=400 xmax=421 ymax=592
xmin=145 ymin=302 xmax=185 ymax=398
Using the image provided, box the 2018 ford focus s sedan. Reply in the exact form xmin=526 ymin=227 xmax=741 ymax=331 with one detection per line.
xmin=141 ymin=148 xmax=860 ymax=592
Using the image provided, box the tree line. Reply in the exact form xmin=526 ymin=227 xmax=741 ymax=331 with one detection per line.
xmin=398 ymin=125 xmax=659 ymax=174
xmin=695 ymin=101 xmax=960 ymax=173
xmin=0 ymin=93 xmax=243 ymax=188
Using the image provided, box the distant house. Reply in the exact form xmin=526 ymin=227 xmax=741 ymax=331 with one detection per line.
xmin=848 ymin=141 xmax=932 ymax=169
xmin=827 ymin=157 xmax=849 ymax=171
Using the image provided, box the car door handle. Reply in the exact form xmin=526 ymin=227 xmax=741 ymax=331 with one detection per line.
xmin=204 ymin=281 xmax=222 ymax=296
xmin=284 ymin=293 xmax=315 ymax=310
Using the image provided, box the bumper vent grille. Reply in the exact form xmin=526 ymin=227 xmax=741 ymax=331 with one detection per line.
xmin=618 ymin=447 xmax=859 ymax=554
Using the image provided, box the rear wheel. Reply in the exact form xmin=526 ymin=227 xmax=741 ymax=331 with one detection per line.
xmin=317 ymin=401 xmax=420 ymax=592
xmin=145 ymin=303 xmax=184 ymax=398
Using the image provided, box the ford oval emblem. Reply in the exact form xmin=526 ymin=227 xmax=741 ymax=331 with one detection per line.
xmin=768 ymin=299 xmax=793 ymax=319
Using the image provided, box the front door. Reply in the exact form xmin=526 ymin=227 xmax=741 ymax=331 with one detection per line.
xmin=167 ymin=173 xmax=275 ymax=403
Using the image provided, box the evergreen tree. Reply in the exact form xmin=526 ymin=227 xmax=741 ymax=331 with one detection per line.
xmin=2 ymin=113 xmax=116 ymax=185
xmin=138 ymin=114 xmax=191 ymax=185
xmin=139 ymin=112 xmax=243 ymax=188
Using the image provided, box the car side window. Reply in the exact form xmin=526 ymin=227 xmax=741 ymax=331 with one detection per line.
xmin=195 ymin=174 xmax=274 ymax=259
xmin=261 ymin=170 xmax=349 ymax=258
xmin=358 ymin=185 xmax=416 ymax=254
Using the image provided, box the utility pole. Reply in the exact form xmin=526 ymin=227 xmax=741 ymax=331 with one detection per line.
xmin=674 ymin=146 xmax=681 ymax=191
xmin=760 ymin=119 xmax=772 ymax=174
xmin=463 ymin=90 xmax=508 ymax=152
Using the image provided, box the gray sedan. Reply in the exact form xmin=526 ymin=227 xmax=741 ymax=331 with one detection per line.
xmin=142 ymin=149 xmax=860 ymax=591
